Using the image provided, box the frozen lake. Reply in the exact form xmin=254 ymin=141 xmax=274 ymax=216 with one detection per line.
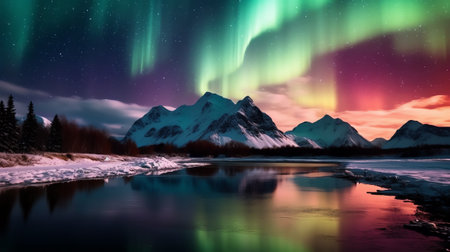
xmin=0 ymin=162 xmax=443 ymax=251
xmin=344 ymin=158 xmax=450 ymax=185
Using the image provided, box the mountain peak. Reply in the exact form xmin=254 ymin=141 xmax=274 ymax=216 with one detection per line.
xmin=318 ymin=114 xmax=336 ymax=123
xmin=384 ymin=120 xmax=450 ymax=149
xmin=242 ymin=96 xmax=253 ymax=103
xmin=18 ymin=114 xmax=51 ymax=127
xmin=201 ymin=91 xmax=222 ymax=99
xmin=124 ymin=92 xmax=297 ymax=149
xmin=150 ymin=105 xmax=169 ymax=112
xmin=402 ymin=120 xmax=423 ymax=130
xmin=202 ymin=91 xmax=214 ymax=97
xmin=322 ymin=114 xmax=333 ymax=120
xmin=196 ymin=91 xmax=231 ymax=105
xmin=286 ymin=115 xmax=372 ymax=148
xmin=237 ymin=95 xmax=255 ymax=107
xmin=405 ymin=120 xmax=422 ymax=126
xmin=144 ymin=105 xmax=170 ymax=123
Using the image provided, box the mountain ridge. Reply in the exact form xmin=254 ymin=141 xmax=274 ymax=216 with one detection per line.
xmin=124 ymin=92 xmax=297 ymax=149
xmin=124 ymin=93 xmax=449 ymax=150
xmin=286 ymin=114 xmax=373 ymax=148
xmin=383 ymin=120 xmax=450 ymax=149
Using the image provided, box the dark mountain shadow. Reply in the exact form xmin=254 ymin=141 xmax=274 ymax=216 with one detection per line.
xmin=186 ymin=166 xmax=219 ymax=177
xmin=19 ymin=186 xmax=45 ymax=221
xmin=241 ymin=178 xmax=278 ymax=195
xmin=131 ymin=165 xmax=281 ymax=196
xmin=221 ymin=166 xmax=248 ymax=176
xmin=46 ymin=179 xmax=105 ymax=212
xmin=122 ymin=176 xmax=134 ymax=184
xmin=204 ymin=179 xmax=239 ymax=194
xmin=292 ymin=176 xmax=355 ymax=192
xmin=0 ymin=189 xmax=18 ymax=233
xmin=153 ymin=176 xmax=182 ymax=186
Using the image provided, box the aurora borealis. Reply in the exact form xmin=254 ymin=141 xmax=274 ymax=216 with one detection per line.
xmin=195 ymin=0 xmax=450 ymax=109
xmin=1 ymin=0 xmax=450 ymax=139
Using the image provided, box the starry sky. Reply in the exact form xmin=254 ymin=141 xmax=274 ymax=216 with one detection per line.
xmin=1 ymin=0 xmax=450 ymax=140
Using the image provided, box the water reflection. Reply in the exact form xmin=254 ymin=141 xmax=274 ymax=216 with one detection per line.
xmin=0 ymin=189 xmax=17 ymax=233
xmin=131 ymin=163 xmax=341 ymax=196
xmin=19 ymin=186 xmax=44 ymax=220
xmin=292 ymin=176 xmax=355 ymax=192
xmin=186 ymin=165 xmax=219 ymax=176
xmin=0 ymin=179 xmax=105 ymax=231
xmin=0 ymin=163 xmax=442 ymax=251
xmin=46 ymin=180 xmax=105 ymax=212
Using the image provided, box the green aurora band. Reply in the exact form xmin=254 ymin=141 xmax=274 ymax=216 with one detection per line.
xmin=1 ymin=0 xmax=449 ymax=109
xmin=130 ymin=1 xmax=162 ymax=76
xmin=194 ymin=0 xmax=450 ymax=109
xmin=0 ymin=0 xmax=34 ymax=66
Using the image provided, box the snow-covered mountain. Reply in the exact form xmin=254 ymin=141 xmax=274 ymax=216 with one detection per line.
xmin=383 ymin=120 xmax=450 ymax=149
xmin=286 ymin=115 xmax=373 ymax=148
xmin=124 ymin=92 xmax=297 ymax=149
xmin=18 ymin=115 xmax=52 ymax=127
xmin=287 ymin=135 xmax=322 ymax=149
xmin=371 ymin=138 xmax=387 ymax=148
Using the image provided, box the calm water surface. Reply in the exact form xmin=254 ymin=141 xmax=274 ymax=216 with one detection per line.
xmin=0 ymin=162 xmax=442 ymax=251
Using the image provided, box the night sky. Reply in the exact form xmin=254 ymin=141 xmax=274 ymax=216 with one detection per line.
xmin=1 ymin=0 xmax=450 ymax=139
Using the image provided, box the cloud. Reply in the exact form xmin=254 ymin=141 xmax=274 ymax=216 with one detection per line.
xmin=251 ymin=87 xmax=329 ymax=131
xmin=0 ymin=81 xmax=150 ymax=138
xmin=3 ymin=80 xmax=449 ymax=141
xmin=0 ymin=81 xmax=51 ymax=98
xmin=37 ymin=96 xmax=150 ymax=137
xmin=252 ymin=84 xmax=450 ymax=141
xmin=336 ymin=95 xmax=450 ymax=140
xmin=403 ymin=95 xmax=450 ymax=110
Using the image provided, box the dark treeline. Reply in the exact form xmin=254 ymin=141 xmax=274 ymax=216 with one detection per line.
xmin=3 ymin=95 xmax=448 ymax=158
xmin=139 ymin=141 xmax=450 ymax=158
xmin=58 ymin=117 xmax=138 ymax=155
xmin=139 ymin=140 xmax=251 ymax=157
xmin=0 ymin=95 xmax=21 ymax=152
xmin=0 ymin=95 xmax=138 ymax=156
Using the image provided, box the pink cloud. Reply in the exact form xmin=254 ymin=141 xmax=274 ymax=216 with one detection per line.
xmin=337 ymin=95 xmax=450 ymax=140
xmin=252 ymin=89 xmax=326 ymax=131
xmin=254 ymin=88 xmax=450 ymax=141
xmin=0 ymin=81 xmax=151 ymax=137
xmin=404 ymin=95 xmax=450 ymax=110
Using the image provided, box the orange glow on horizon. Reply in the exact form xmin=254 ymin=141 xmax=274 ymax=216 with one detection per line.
xmin=255 ymin=94 xmax=450 ymax=141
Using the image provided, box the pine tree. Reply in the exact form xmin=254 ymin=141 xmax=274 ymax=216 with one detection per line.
xmin=5 ymin=95 xmax=19 ymax=152
xmin=0 ymin=100 xmax=7 ymax=152
xmin=20 ymin=102 xmax=39 ymax=153
xmin=47 ymin=115 xmax=62 ymax=152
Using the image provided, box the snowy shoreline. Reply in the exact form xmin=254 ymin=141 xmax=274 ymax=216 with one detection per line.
xmin=3 ymin=155 xmax=449 ymax=194
xmin=338 ymin=159 xmax=450 ymax=221
xmin=203 ymin=156 xmax=450 ymax=244
xmin=0 ymin=153 xmax=207 ymax=187
xmin=335 ymin=162 xmax=450 ymax=245
xmin=2 ymin=154 xmax=449 ymax=215
xmin=1 ymin=154 xmax=449 ymax=244
xmin=193 ymin=157 xmax=450 ymax=204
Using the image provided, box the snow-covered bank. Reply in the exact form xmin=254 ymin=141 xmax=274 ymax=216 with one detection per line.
xmin=334 ymin=159 xmax=450 ymax=225
xmin=204 ymin=157 xmax=450 ymax=185
xmin=339 ymin=166 xmax=450 ymax=203
xmin=0 ymin=153 xmax=206 ymax=186
xmin=344 ymin=159 xmax=450 ymax=185
xmin=204 ymin=157 xmax=450 ymax=212
xmin=202 ymin=156 xmax=450 ymax=244
xmin=341 ymin=159 xmax=450 ymax=210
xmin=337 ymin=162 xmax=450 ymax=244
